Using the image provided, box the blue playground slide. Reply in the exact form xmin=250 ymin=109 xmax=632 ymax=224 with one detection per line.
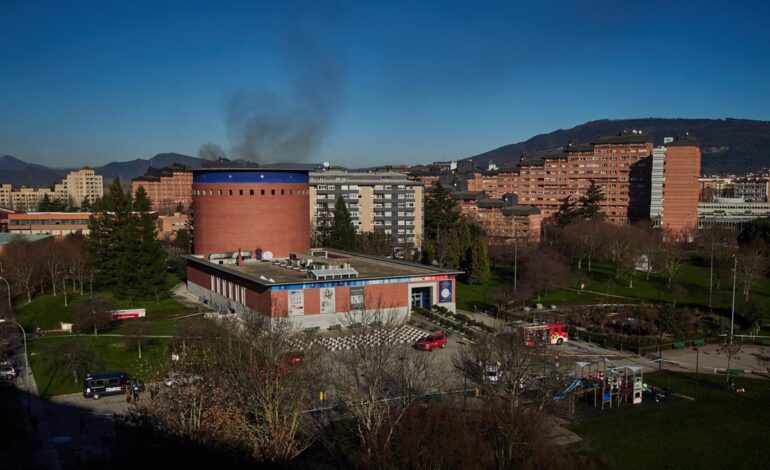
xmin=554 ymin=379 xmax=581 ymax=400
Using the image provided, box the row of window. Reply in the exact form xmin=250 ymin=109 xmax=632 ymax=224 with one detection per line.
xmin=194 ymin=188 xmax=308 ymax=197
xmin=211 ymin=275 xmax=247 ymax=306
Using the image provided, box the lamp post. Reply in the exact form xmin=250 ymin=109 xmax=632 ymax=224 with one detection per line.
xmin=0 ymin=276 xmax=11 ymax=314
xmin=692 ymin=347 xmax=700 ymax=400
xmin=0 ymin=318 xmax=30 ymax=403
xmin=727 ymin=255 xmax=737 ymax=385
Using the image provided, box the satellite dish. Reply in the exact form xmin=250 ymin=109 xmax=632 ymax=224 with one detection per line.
xmin=262 ymin=251 xmax=273 ymax=260
xmin=322 ymin=161 xmax=331 ymax=170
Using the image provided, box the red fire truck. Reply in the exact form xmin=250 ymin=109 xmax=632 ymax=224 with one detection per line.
xmin=524 ymin=323 xmax=568 ymax=348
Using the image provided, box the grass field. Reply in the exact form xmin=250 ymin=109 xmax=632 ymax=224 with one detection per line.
xmin=573 ymin=371 xmax=770 ymax=469
xmin=456 ymin=253 xmax=770 ymax=321
xmin=28 ymin=335 xmax=171 ymax=397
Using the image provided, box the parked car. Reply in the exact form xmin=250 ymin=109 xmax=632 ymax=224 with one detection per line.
xmin=164 ymin=372 xmax=203 ymax=388
xmin=0 ymin=362 xmax=17 ymax=380
xmin=414 ymin=332 xmax=448 ymax=351
xmin=484 ymin=364 xmax=501 ymax=385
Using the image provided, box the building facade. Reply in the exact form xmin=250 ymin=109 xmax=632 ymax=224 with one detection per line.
xmin=733 ymin=174 xmax=769 ymax=202
xmin=131 ymin=164 xmax=194 ymax=214
xmin=192 ymin=169 xmax=311 ymax=260
xmin=452 ymin=191 xmax=541 ymax=245
xmin=466 ymin=131 xmax=654 ymax=224
xmin=698 ymin=197 xmax=770 ymax=230
xmin=0 ymin=168 xmax=103 ymax=211
xmin=309 ymin=170 xmax=424 ymax=257
xmin=649 ymin=136 xmax=702 ymax=234
xmin=7 ymin=212 xmax=91 ymax=236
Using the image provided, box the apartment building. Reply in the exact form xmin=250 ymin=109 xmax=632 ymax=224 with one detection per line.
xmin=309 ymin=170 xmax=423 ymax=257
xmin=0 ymin=168 xmax=103 ymax=211
xmin=733 ymin=174 xmax=769 ymax=202
xmin=7 ymin=212 xmax=91 ymax=236
xmin=649 ymin=135 xmax=702 ymax=234
xmin=698 ymin=197 xmax=770 ymax=230
xmin=467 ymin=131 xmax=654 ymax=224
xmin=452 ymin=191 xmax=541 ymax=246
xmin=131 ymin=164 xmax=193 ymax=213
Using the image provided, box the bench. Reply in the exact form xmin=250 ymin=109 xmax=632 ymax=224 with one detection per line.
xmin=693 ymin=339 xmax=706 ymax=347
xmin=673 ymin=342 xmax=686 ymax=349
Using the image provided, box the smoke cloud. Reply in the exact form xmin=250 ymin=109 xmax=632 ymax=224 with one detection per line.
xmin=226 ymin=34 xmax=343 ymax=164
xmin=198 ymin=142 xmax=226 ymax=160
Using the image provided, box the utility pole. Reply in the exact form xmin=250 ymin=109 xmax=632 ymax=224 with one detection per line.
xmin=513 ymin=220 xmax=518 ymax=292
xmin=708 ymin=240 xmax=714 ymax=313
xmin=726 ymin=255 xmax=737 ymax=385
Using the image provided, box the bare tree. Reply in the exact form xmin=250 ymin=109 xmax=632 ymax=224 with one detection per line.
xmin=561 ymin=220 xmax=603 ymax=271
xmin=660 ymin=231 xmax=687 ymax=288
xmin=44 ymin=338 xmax=103 ymax=383
xmin=321 ymin=305 xmax=446 ymax=464
xmin=521 ymin=248 xmax=569 ymax=300
xmin=737 ymin=242 xmax=768 ymax=302
xmin=72 ymin=294 xmax=115 ymax=335
xmin=124 ymin=320 xmax=153 ymax=359
xmin=1 ymin=237 xmax=40 ymax=302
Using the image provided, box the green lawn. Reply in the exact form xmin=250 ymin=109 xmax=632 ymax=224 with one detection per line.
xmin=573 ymin=371 xmax=770 ymax=469
xmin=28 ymin=335 xmax=171 ymax=397
xmin=15 ymin=291 xmax=196 ymax=335
xmin=456 ymin=272 xmax=507 ymax=311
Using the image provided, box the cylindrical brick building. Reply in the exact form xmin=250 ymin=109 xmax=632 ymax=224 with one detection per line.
xmin=192 ymin=169 xmax=310 ymax=260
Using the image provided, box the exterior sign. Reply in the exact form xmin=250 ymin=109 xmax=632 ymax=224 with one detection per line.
xmin=288 ymin=290 xmax=305 ymax=316
xmin=111 ymin=309 xmax=147 ymax=320
xmin=439 ymin=280 xmax=453 ymax=303
xmin=320 ymin=287 xmax=336 ymax=314
xmin=350 ymin=286 xmax=364 ymax=311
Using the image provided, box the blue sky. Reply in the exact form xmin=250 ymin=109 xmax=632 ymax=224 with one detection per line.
xmin=1 ymin=0 xmax=769 ymax=168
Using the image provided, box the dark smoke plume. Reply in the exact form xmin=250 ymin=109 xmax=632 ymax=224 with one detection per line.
xmin=198 ymin=142 xmax=226 ymax=160
xmin=226 ymin=35 xmax=342 ymax=163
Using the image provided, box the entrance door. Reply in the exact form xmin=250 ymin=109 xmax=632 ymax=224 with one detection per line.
xmin=410 ymin=287 xmax=432 ymax=309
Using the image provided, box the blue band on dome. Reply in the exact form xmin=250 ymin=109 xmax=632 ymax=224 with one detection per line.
xmin=193 ymin=171 xmax=309 ymax=184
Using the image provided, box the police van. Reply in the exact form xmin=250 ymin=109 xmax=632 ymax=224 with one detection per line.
xmin=83 ymin=371 xmax=129 ymax=400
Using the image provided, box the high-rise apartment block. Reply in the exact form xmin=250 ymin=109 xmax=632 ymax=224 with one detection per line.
xmin=309 ymin=170 xmax=423 ymax=257
xmin=649 ymin=135 xmax=702 ymax=233
xmin=0 ymin=168 xmax=103 ymax=211
xmin=467 ymin=131 xmax=654 ymax=224
xmin=131 ymin=164 xmax=193 ymax=214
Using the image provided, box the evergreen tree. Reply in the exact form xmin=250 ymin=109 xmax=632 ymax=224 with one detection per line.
xmin=86 ymin=180 xmax=166 ymax=302
xmin=443 ymin=229 xmax=463 ymax=269
xmin=424 ymin=182 xmax=459 ymax=241
xmin=556 ymin=196 xmax=577 ymax=226
xmin=327 ymin=195 xmax=358 ymax=251
xmin=467 ymin=233 xmax=491 ymax=285
xmin=37 ymin=194 xmax=69 ymax=211
xmin=577 ymin=180 xmax=605 ymax=221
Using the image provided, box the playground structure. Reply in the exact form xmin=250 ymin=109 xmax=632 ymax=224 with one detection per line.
xmin=554 ymin=361 xmax=644 ymax=413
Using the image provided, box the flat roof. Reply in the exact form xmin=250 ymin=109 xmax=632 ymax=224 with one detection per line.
xmin=186 ymin=250 xmax=462 ymax=287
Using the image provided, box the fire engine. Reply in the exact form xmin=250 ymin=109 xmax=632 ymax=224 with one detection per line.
xmin=523 ymin=323 xmax=568 ymax=347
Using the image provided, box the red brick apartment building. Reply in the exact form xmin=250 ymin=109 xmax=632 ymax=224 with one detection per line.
xmin=467 ymin=131 xmax=655 ymax=223
xmin=452 ymin=191 xmax=541 ymax=245
xmin=649 ymin=135 xmax=702 ymax=234
xmin=131 ymin=164 xmax=193 ymax=214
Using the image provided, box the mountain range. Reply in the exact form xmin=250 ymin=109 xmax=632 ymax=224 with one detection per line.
xmin=2 ymin=118 xmax=770 ymax=187
xmin=0 ymin=153 xmax=207 ymax=187
xmin=465 ymin=118 xmax=770 ymax=175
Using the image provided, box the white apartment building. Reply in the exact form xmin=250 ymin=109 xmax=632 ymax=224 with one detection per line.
xmin=698 ymin=197 xmax=770 ymax=230
xmin=0 ymin=168 xmax=103 ymax=211
xmin=309 ymin=170 xmax=424 ymax=257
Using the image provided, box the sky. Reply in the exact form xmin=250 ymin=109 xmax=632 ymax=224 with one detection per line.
xmin=1 ymin=0 xmax=769 ymax=168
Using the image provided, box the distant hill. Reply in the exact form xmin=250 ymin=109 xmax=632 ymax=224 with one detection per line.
xmin=466 ymin=118 xmax=770 ymax=174
xmin=0 ymin=155 xmax=71 ymax=187
xmin=0 ymin=153 xmax=207 ymax=187
xmin=94 ymin=153 xmax=205 ymax=181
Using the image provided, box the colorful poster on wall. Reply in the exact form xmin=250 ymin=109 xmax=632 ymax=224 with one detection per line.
xmin=320 ymin=287 xmax=336 ymax=314
xmin=350 ymin=286 xmax=364 ymax=311
xmin=439 ymin=280 xmax=453 ymax=303
xmin=288 ymin=290 xmax=304 ymax=316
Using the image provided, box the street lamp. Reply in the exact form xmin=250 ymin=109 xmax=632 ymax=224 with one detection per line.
xmin=0 ymin=276 xmax=11 ymax=314
xmin=692 ymin=347 xmax=700 ymax=400
xmin=726 ymin=255 xmax=737 ymax=385
xmin=0 ymin=318 xmax=30 ymax=402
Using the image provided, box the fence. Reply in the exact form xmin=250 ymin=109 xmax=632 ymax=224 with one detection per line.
xmin=571 ymin=331 xmax=722 ymax=355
